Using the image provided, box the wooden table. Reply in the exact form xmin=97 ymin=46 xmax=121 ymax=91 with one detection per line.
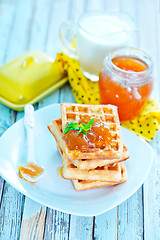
xmin=0 ymin=0 xmax=159 ymax=239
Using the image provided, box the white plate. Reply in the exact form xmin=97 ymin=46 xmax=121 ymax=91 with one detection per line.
xmin=0 ymin=104 xmax=153 ymax=216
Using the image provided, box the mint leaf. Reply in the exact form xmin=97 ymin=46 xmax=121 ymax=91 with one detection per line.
xmin=67 ymin=122 xmax=79 ymax=128
xmin=63 ymin=122 xmax=79 ymax=135
xmin=77 ymin=129 xmax=87 ymax=135
xmin=63 ymin=119 xmax=95 ymax=135
xmin=80 ymin=123 xmax=86 ymax=131
xmin=82 ymin=119 xmax=94 ymax=131
xmin=63 ymin=127 xmax=71 ymax=135
xmin=70 ymin=127 xmax=80 ymax=131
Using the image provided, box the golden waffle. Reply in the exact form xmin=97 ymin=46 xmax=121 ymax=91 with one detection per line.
xmin=60 ymin=103 xmax=123 ymax=159
xmin=72 ymin=145 xmax=128 ymax=169
xmin=48 ymin=118 xmax=129 ymax=168
xmin=54 ymin=134 xmax=126 ymax=183
xmin=72 ymin=163 xmax=127 ymax=191
xmin=48 ymin=118 xmax=66 ymax=155
xmin=61 ymin=155 xmax=122 ymax=182
xmin=57 ymin=142 xmax=127 ymax=191
xmin=48 ymin=118 xmax=128 ymax=191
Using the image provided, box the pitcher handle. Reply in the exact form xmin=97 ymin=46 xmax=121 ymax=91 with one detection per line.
xmin=59 ymin=21 xmax=78 ymax=59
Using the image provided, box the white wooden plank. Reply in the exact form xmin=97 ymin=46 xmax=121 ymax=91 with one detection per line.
xmin=40 ymin=1 xmax=73 ymax=238
xmin=55 ymin=0 xmax=76 ymax=105
xmin=3 ymin=0 xmax=34 ymax=61
xmin=137 ymin=0 xmax=159 ymax=100
xmin=17 ymin=0 xmax=73 ymax=239
xmin=119 ymin=0 xmax=136 ymax=18
xmin=15 ymin=0 xmax=53 ymax=238
xmin=94 ymin=208 xmax=117 ymax=240
xmin=0 ymin=178 xmax=4 ymax=207
xmin=59 ymin=82 xmax=75 ymax=103
xmin=45 ymin=0 xmax=72 ymax=58
xmin=102 ymin=0 xmax=120 ymax=12
xmin=39 ymin=0 xmax=71 ymax=107
xmin=0 ymin=103 xmax=14 ymax=136
xmin=58 ymin=0 xmax=85 ymax=104
xmin=19 ymin=198 xmax=46 ymax=240
xmin=143 ymin=137 xmax=160 ymax=240
xmin=86 ymin=0 xmax=106 ymax=11
xmin=0 ymin=1 xmax=26 ymax=239
xmin=0 ymin=0 xmax=18 ymax=65
xmin=119 ymin=0 xmax=138 ymax=47
xmin=0 ymin=182 xmax=25 ymax=240
xmin=0 ymin=0 xmax=18 ymax=162
xmin=43 ymin=209 xmax=70 ymax=240
xmin=140 ymin=0 xmax=160 ymax=238
xmin=114 ymin=1 xmax=146 ymax=239
xmin=136 ymin=0 xmax=160 ymax=239
xmin=38 ymin=90 xmax=60 ymax=108
xmin=117 ymin=189 xmax=144 ymax=240
xmin=68 ymin=0 xmax=85 ymax=21
xmin=82 ymin=1 xmax=119 ymax=239
xmin=69 ymin=216 xmax=93 ymax=240
xmin=88 ymin=1 xmax=122 ymax=238
xmin=27 ymin=0 xmax=52 ymax=51
xmin=0 ymin=0 xmax=53 ymax=239
xmin=41 ymin=1 xmax=94 ymax=239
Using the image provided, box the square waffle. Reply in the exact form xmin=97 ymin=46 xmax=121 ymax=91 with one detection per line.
xmin=49 ymin=129 xmax=123 ymax=183
xmin=72 ymin=163 xmax=127 ymax=191
xmin=61 ymin=155 xmax=122 ymax=182
xmin=48 ymin=118 xmax=129 ymax=168
xmin=56 ymin=143 xmax=126 ymax=184
xmin=48 ymin=117 xmax=128 ymax=191
xmin=72 ymin=145 xmax=128 ymax=170
xmin=57 ymin=145 xmax=127 ymax=189
xmin=60 ymin=103 xmax=124 ymax=160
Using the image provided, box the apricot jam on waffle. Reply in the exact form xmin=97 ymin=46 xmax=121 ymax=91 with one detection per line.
xmin=63 ymin=117 xmax=112 ymax=150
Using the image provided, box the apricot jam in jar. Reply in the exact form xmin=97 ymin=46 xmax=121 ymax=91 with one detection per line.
xmin=99 ymin=47 xmax=153 ymax=121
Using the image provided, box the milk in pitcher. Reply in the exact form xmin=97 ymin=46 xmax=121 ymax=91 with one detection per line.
xmin=76 ymin=12 xmax=137 ymax=79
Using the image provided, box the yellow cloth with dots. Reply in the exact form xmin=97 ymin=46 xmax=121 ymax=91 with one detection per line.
xmin=56 ymin=53 xmax=160 ymax=141
xmin=121 ymin=100 xmax=160 ymax=141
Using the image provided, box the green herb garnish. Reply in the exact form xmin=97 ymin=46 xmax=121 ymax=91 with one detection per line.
xmin=63 ymin=119 xmax=95 ymax=135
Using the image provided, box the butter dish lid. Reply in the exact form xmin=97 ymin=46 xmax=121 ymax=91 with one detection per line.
xmin=0 ymin=51 xmax=67 ymax=111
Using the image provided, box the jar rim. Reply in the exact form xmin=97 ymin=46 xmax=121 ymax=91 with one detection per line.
xmin=104 ymin=47 xmax=153 ymax=86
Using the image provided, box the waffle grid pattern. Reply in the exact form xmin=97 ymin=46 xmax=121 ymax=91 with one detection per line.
xmin=61 ymin=103 xmax=123 ymax=157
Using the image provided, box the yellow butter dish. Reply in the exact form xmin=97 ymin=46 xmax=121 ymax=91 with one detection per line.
xmin=0 ymin=51 xmax=67 ymax=111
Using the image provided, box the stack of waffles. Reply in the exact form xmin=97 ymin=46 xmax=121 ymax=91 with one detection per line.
xmin=48 ymin=103 xmax=129 ymax=191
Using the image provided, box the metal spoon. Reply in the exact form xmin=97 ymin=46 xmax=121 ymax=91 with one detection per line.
xmin=18 ymin=104 xmax=44 ymax=183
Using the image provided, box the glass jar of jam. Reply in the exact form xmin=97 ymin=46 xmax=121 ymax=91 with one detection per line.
xmin=99 ymin=47 xmax=153 ymax=121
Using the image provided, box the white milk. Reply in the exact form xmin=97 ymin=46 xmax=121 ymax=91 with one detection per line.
xmin=76 ymin=13 xmax=136 ymax=77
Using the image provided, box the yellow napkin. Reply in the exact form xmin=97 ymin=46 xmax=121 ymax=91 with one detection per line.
xmin=57 ymin=53 xmax=100 ymax=104
xmin=56 ymin=53 xmax=160 ymax=141
xmin=121 ymin=99 xmax=160 ymax=141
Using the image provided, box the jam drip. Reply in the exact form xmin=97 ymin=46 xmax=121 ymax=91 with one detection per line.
xmin=63 ymin=117 xmax=112 ymax=150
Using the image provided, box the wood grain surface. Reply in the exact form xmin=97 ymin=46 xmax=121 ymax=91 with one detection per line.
xmin=0 ymin=0 xmax=159 ymax=239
